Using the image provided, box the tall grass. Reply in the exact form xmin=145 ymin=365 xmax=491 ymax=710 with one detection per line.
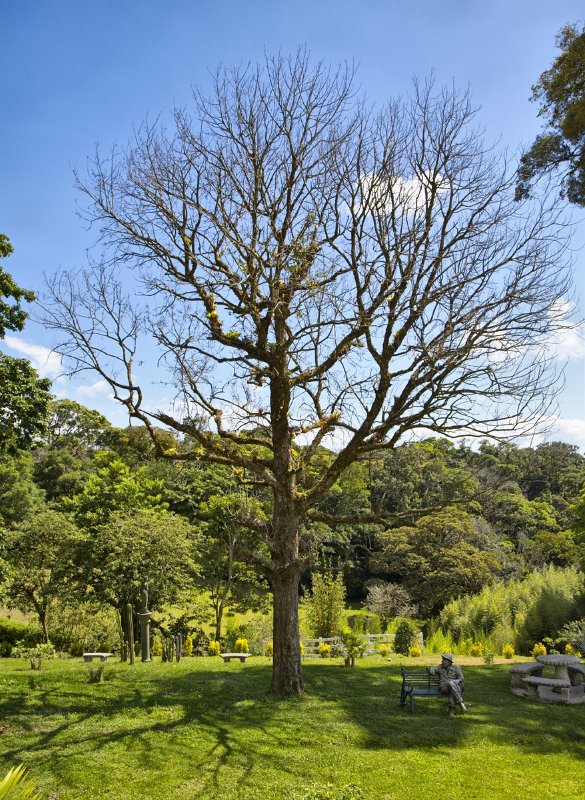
xmin=436 ymin=565 xmax=584 ymax=655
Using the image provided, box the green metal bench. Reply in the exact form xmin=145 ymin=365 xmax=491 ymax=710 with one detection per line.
xmin=400 ymin=667 xmax=458 ymax=713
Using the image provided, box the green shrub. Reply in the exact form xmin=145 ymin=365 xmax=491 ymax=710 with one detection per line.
xmin=0 ymin=618 xmax=42 ymax=649
xmin=339 ymin=628 xmax=365 ymax=667
xmin=49 ymin=604 xmax=118 ymax=655
xmin=393 ymin=620 xmax=418 ymax=655
xmin=557 ymin=618 xmax=585 ymax=654
xmin=12 ymin=642 xmax=56 ymax=670
xmin=306 ymin=573 xmax=346 ymax=638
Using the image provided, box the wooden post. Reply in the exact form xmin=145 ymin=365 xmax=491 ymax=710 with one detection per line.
xmin=127 ymin=603 xmax=135 ymax=665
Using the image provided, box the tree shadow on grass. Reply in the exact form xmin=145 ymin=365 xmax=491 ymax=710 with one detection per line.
xmin=0 ymin=659 xmax=583 ymax=798
xmin=314 ymin=662 xmax=585 ymax=759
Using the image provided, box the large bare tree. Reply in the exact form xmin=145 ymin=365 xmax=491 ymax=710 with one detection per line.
xmin=43 ymin=54 xmax=573 ymax=693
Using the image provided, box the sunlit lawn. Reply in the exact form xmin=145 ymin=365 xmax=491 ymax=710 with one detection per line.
xmin=0 ymin=655 xmax=583 ymax=799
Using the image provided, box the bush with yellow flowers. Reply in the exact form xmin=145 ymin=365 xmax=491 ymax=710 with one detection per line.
xmin=318 ymin=642 xmax=331 ymax=658
xmin=502 ymin=643 xmax=514 ymax=659
xmin=531 ymin=641 xmax=547 ymax=657
xmin=208 ymin=640 xmax=220 ymax=656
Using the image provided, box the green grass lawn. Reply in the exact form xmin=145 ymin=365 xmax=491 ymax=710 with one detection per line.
xmin=0 ymin=655 xmax=583 ymax=799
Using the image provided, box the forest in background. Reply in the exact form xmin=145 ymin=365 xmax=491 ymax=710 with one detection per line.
xmin=1 ymin=397 xmax=584 ymax=659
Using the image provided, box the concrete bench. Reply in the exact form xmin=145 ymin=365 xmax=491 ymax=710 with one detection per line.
xmin=83 ymin=652 xmax=113 ymax=663
xmin=509 ymin=662 xmax=543 ymax=692
xmin=220 ymin=653 xmax=251 ymax=663
xmin=523 ymin=675 xmax=572 ymax=701
xmin=568 ymin=664 xmax=585 ymax=685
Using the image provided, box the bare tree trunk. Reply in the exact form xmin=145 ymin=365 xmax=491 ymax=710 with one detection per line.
xmin=40 ymin=612 xmax=50 ymax=645
xmin=214 ymin=600 xmax=224 ymax=643
xmin=271 ymin=562 xmax=303 ymax=694
xmin=269 ymin=503 xmax=304 ymax=694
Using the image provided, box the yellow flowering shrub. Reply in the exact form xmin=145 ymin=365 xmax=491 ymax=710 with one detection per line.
xmin=502 ymin=643 xmax=514 ymax=659
xmin=300 ymin=642 xmax=305 ymax=655
xmin=379 ymin=644 xmax=389 ymax=658
xmin=184 ymin=634 xmax=193 ymax=657
xmin=235 ymin=638 xmax=249 ymax=653
xmin=265 ymin=641 xmax=273 ymax=657
xmin=531 ymin=642 xmax=547 ymax=657
xmin=318 ymin=642 xmax=331 ymax=658
xmin=152 ymin=638 xmax=163 ymax=657
xmin=408 ymin=643 xmax=422 ymax=658
xmin=208 ymin=640 xmax=220 ymax=656
xmin=469 ymin=643 xmax=483 ymax=657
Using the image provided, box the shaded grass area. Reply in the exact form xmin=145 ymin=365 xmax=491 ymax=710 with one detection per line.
xmin=0 ymin=656 xmax=583 ymax=798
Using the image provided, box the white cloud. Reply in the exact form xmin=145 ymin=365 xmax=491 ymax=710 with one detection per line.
xmin=355 ymin=171 xmax=448 ymax=216
xmin=3 ymin=335 xmax=63 ymax=378
xmin=513 ymin=416 xmax=585 ymax=454
xmin=74 ymin=380 xmax=112 ymax=398
xmin=542 ymin=301 xmax=585 ymax=361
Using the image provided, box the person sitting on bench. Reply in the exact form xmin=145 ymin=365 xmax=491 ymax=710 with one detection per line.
xmin=429 ymin=653 xmax=467 ymax=716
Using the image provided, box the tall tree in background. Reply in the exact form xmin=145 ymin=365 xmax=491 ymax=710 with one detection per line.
xmin=0 ymin=234 xmax=52 ymax=451
xmin=516 ymin=23 xmax=585 ymax=206
xmin=43 ymin=54 xmax=573 ymax=693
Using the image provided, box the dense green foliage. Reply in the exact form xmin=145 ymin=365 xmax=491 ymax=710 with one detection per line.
xmin=516 ymin=23 xmax=585 ymax=205
xmin=0 ymin=394 xmax=584 ymax=655
xmin=438 ymin=565 xmax=585 ymax=654
xmin=0 ymin=235 xmax=52 ymax=452
xmin=0 ymin=234 xmax=35 ymax=338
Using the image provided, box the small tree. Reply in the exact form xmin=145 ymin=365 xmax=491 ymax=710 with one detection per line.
xmin=393 ymin=619 xmax=419 ymax=656
xmin=366 ymin=582 xmax=417 ymax=631
xmin=306 ymin=572 xmax=346 ymax=639
xmin=5 ymin=509 xmax=82 ymax=642
xmin=339 ymin=628 xmax=366 ymax=667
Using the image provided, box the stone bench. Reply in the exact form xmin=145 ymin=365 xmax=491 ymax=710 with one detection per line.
xmin=568 ymin=664 xmax=585 ymax=685
xmin=509 ymin=662 xmax=543 ymax=691
xmin=219 ymin=653 xmax=251 ymax=663
xmin=523 ymin=675 xmax=572 ymax=701
xmin=83 ymin=652 xmax=113 ymax=663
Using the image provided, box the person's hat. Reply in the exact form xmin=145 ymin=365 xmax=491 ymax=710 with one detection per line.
xmin=441 ymin=653 xmax=453 ymax=663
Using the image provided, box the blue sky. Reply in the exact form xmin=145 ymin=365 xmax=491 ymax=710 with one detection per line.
xmin=1 ymin=0 xmax=584 ymax=448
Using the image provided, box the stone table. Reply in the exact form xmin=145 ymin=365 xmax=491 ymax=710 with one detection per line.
xmin=536 ymin=653 xmax=581 ymax=684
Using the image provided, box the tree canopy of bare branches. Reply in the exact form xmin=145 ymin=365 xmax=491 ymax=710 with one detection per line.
xmin=42 ymin=53 xmax=574 ymax=693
